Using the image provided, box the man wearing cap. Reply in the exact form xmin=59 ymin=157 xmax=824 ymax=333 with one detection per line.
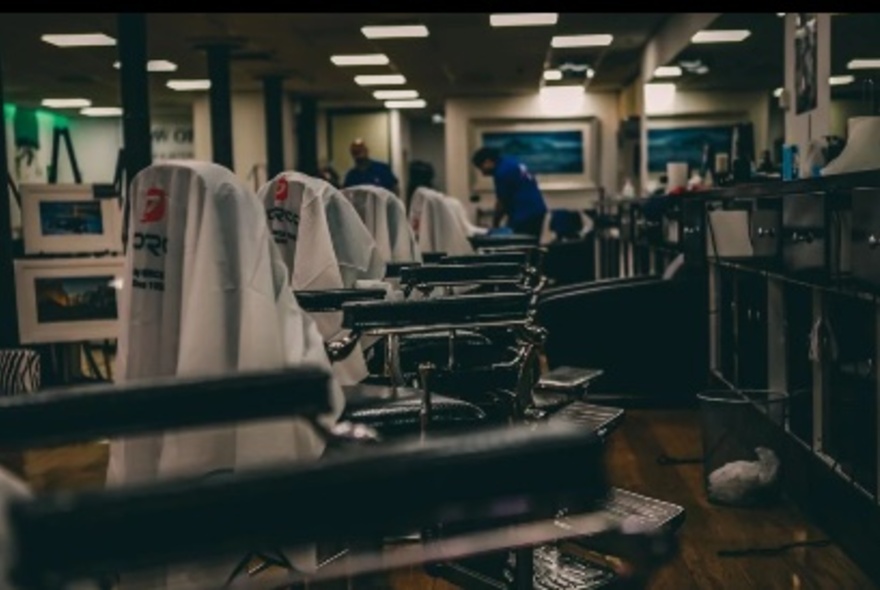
xmin=342 ymin=139 xmax=399 ymax=195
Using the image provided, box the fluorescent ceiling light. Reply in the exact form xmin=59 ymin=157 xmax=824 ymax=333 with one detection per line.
xmin=830 ymin=75 xmax=855 ymax=86
xmin=586 ymin=67 xmax=595 ymax=79
xmin=654 ymin=66 xmax=682 ymax=78
xmin=695 ymin=65 xmax=709 ymax=75
xmin=80 ymin=107 xmax=122 ymax=117
xmin=355 ymin=74 xmax=406 ymax=86
xmin=777 ymin=13 xmax=785 ymax=17
xmin=848 ymin=59 xmax=880 ymax=70
xmin=385 ymin=99 xmax=426 ymax=109
xmin=431 ymin=113 xmax=445 ymax=124
xmin=330 ymin=54 xmax=390 ymax=66
xmin=490 ymin=13 xmax=558 ymax=27
xmin=551 ymin=34 xmax=613 ymax=48
xmin=167 ymin=79 xmax=211 ymax=91
xmin=41 ymin=33 xmax=116 ymax=47
xmin=41 ymin=98 xmax=91 ymax=108
xmin=362 ymin=25 xmax=428 ymax=39
xmin=773 ymin=87 xmax=784 ymax=97
xmin=113 ymin=59 xmax=178 ymax=72
xmin=373 ymin=89 xmax=418 ymax=99
xmin=692 ymin=30 xmax=751 ymax=43
xmin=543 ymin=69 xmax=563 ymax=81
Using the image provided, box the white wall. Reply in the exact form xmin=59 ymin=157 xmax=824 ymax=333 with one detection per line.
xmin=409 ymin=117 xmax=447 ymax=192
xmin=5 ymin=107 xmax=193 ymax=186
xmin=193 ymin=92 xmax=296 ymax=189
xmin=444 ymin=92 xmax=619 ymax=210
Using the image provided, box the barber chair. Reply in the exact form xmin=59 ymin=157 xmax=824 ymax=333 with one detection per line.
xmin=537 ymin=271 xmax=707 ymax=407
xmin=0 ymin=404 xmax=677 ymax=590
xmin=470 ymin=233 xmax=541 ymax=250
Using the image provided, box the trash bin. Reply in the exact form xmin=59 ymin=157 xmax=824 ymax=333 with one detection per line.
xmin=697 ymin=389 xmax=791 ymax=507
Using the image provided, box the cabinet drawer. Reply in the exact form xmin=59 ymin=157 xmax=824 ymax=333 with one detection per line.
xmin=851 ymin=189 xmax=880 ymax=286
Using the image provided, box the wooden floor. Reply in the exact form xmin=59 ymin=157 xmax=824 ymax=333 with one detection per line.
xmin=13 ymin=410 xmax=877 ymax=589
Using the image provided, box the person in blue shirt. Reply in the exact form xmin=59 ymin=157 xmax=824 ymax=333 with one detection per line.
xmin=471 ymin=147 xmax=548 ymax=237
xmin=342 ymin=139 xmax=399 ymax=194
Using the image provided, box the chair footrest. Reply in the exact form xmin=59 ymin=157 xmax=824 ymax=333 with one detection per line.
xmin=547 ymin=401 xmax=625 ymax=436
xmin=536 ymin=366 xmax=604 ymax=395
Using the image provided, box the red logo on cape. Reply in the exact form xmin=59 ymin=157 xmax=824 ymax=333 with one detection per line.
xmin=141 ymin=187 xmax=167 ymax=223
xmin=275 ymin=177 xmax=289 ymax=202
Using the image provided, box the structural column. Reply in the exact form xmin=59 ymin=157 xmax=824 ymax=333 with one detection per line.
xmin=117 ymin=13 xmax=153 ymax=185
xmin=296 ymin=96 xmax=318 ymax=176
xmin=262 ymin=76 xmax=284 ymax=178
xmin=0 ymin=51 xmax=18 ymax=347
xmin=205 ymin=45 xmax=234 ymax=169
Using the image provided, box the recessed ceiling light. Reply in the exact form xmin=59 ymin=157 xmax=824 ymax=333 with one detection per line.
xmin=41 ymin=33 xmax=116 ymax=47
xmin=385 ymin=99 xmax=426 ymax=109
xmin=543 ymin=69 xmax=563 ymax=81
xmin=330 ymin=54 xmax=390 ymax=66
xmin=431 ymin=113 xmax=445 ymax=124
xmin=80 ymin=107 xmax=122 ymax=117
xmin=654 ymin=66 xmax=682 ymax=78
xmin=373 ymin=89 xmax=419 ymax=99
xmin=830 ymin=75 xmax=855 ymax=86
xmin=773 ymin=87 xmax=784 ymax=97
xmin=692 ymin=30 xmax=751 ymax=43
xmin=551 ymin=34 xmax=613 ymax=48
xmin=777 ymin=13 xmax=786 ymax=17
xmin=848 ymin=59 xmax=880 ymax=70
xmin=167 ymin=79 xmax=211 ymax=91
xmin=362 ymin=25 xmax=429 ymax=39
xmin=41 ymin=98 xmax=92 ymax=108
xmin=355 ymin=74 xmax=406 ymax=86
xmin=113 ymin=59 xmax=178 ymax=72
xmin=490 ymin=13 xmax=558 ymax=27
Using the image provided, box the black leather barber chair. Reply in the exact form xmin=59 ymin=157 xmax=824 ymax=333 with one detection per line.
xmin=470 ymin=233 xmax=541 ymax=250
xmin=537 ymin=271 xmax=707 ymax=408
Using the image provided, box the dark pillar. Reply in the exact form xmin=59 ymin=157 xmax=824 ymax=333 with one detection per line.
xmin=296 ymin=96 xmax=318 ymax=176
xmin=206 ymin=45 xmax=234 ymax=169
xmin=117 ymin=13 xmax=153 ymax=185
xmin=263 ymin=76 xmax=285 ymax=178
xmin=0 ymin=52 xmax=18 ymax=347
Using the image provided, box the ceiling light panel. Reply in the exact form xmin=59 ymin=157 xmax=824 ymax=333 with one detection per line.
xmin=362 ymin=25 xmax=428 ymax=39
xmin=692 ymin=30 xmax=751 ymax=43
xmin=81 ymin=107 xmax=122 ymax=117
xmin=830 ymin=75 xmax=854 ymax=86
xmin=551 ymin=34 xmax=613 ymax=48
xmin=113 ymin=59 xmax=178 ymax=72
xmin=385 ymin=99 xmax=426 ymax=109
xmin=654 ymin=66 xmax=682 ymax=78
xmin=848 ymin=59 xmax=880 ymax=70
xmin=355 ymin=74 xmax=406 ymax=86
xmin=41 ymin=98 xmax=92 ymax=108
xmin=167 ymin=79 xmax=211 ymax=91
xmin=543 ymin=69 xmax=563 ymax=81
xmin=331 ymin=54 xmax=390 ymax=66
xmin=490 ymin=13 xmax=558 ymax=27
xmin=373 ymin=89 xmax=419 ymax=99
xmin=42 ymin=33 xmax=116 ymax=47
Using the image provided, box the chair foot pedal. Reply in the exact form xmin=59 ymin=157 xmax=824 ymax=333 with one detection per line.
xmin=536 ymin=366 xmax=604 ymax=396
xmin=548 ymin=401 xmax=624 ymax=436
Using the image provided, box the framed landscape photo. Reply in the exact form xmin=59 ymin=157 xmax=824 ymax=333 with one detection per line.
xmin=14 ymin=257 xmax=125 ymax=344
xmin=20 ymin=183 xmax=123 ymax=255
xmin=470 ymin=119 xmax=599 ymax=192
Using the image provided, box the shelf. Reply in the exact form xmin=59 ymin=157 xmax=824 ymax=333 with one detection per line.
xmin=684 ymin=168 xmax=880 ymax=202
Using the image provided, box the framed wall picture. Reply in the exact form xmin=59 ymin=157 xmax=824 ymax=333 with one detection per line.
xmin=20 ymin=183 xmax=123 ymax=255
xmin=14 ymin=257 xmax=125 ymax=344
xmin=470 ymin=119 xmax=599 ymax=192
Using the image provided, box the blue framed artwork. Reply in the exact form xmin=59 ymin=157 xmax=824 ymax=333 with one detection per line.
xmin=647 ymin=126 xmax=733 ymax=173
xmin=481 ymin=130 xmax=585 ymax=175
